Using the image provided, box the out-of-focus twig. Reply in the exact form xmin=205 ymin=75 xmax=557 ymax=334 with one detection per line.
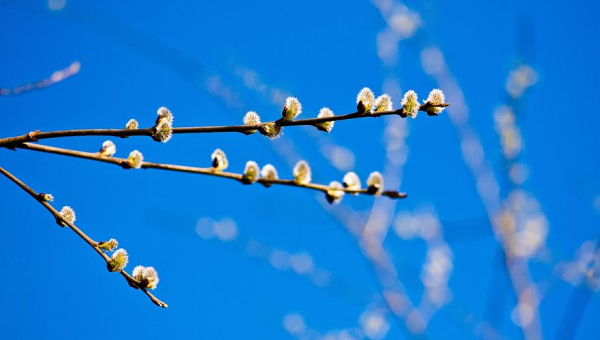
xmin=0 ymin=61 xmax=80 ymax=96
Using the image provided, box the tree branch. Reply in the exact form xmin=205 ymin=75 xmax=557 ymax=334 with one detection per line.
xmin=12 ymin=142 xmax=407 ymax=200
xmin=0 ymin=102 xmax=449 ymax=147
xmin=0 ymin=166 xmax=168 ymax=308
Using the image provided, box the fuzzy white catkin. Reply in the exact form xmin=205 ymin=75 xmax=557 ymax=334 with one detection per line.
xmin=142 ymin=267 xmax=159 ymax=289
xmin=356 ymin=87 xmax=375 ymax=112
xmin=60 ymin=206 xmax=76 ymax=224
xmin=156 ymin=106 xmax=174 ymax=124
xmin=242 ymin=111 xmax=261 ymax=135
xmin=262 ymin=122 xmax=283 ymax=139
xmin=100 ymin=140 xmax=117 ymax=157
xmin=132 ymin=265 xmax=144 ymax=279
xmin=282 ymin=97 xmax=302 ymax=121
xmin=243 ymin=111 xmax=261 ymax=126
xmin=402 ymin=90 xmax=420 ymax=118
xmin=108 ymin=248 xmax=129 ymax=272
xmin=154 ymin=120 xmax=173 ymax=143
xmin=42 ymin=194 xmax=54 ymax=202
xmin=260 ymin=164 xmax=278 ymax=181
xmin=127 ymin=150 xmax=144 ymax=169
xmin=98 ymin=238 xmax=118 ymax=251
xmin=243 ymin=161 xmax=260 ymax=183
xmin=125 ymin=119 xmax=139 ymax=130
xmin=326 ymin=181 xmax=345 ymax=204
xmin=367 ymin=171 xmax=384 ymax=195
xmin=425 ymin=89 xmax=446 ymax=115
xmin=133 ymin=265 xmax=160 ymax=289
xmin=316 ymin=107 xmax=335 ymax=133
xmin=154 ymin=107 xmax=174 ymax=143
xmin=211 ymin=149 xmax=228 ymax=170
xmin=293 ymin=160 xmax=312 ymax=184
xmin=343 ymin=172 xmax=361 ymax=193
xmin=373 ymin=94 xmax=393 ymax=112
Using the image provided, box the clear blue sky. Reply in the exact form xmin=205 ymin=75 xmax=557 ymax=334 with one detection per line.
xmin=1 ymin=0 xmax=599 ymax=339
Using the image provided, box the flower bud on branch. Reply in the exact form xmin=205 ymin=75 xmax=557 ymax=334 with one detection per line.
xmin=153 ymin=107 xmax=174 ymax=143
xmin=133 ymin=266 xmax=160 ymax=290
xmin=293 ymin=160 xmax=312 ymax=185
xmin=374 ymin=94 xmax=393 ymax=113
xmin=260 ymin=122 xmax=283 ymax=139
xmin=401 ymin=90 xmax=420 ymax=118
xmin=243 ymin=111 xmax=261 ymax=135
xmin=156 ymin=106 xmax=174 ymax=125
xmin=343 ymin=172 xmax=361 ymax=194
xmin=425 ymin=89 xmax=446 ymax=116
xmin=367 ymin=171 xmax=384 ymax=195
xmin=211 ymin=148 xmax=228 ymax=170
xmin=98 ymin=238 xmax=119 ymax=252
xmin=99 ymin=140 xmax=116 ymax=157
xmin=316 ymin=108 xmax=335 ymax=133
xmin=242 ymin=161 xmax=260 ymax=184
xmin=326 ymin=181 xmax=345 ymax=204
xmin=59 ymin=206 xmax=76 ymax=227
xmin=125 ymin=119 xmax=139 ymax=130
xmin=356 ymin=87 xmax=375 ymax=114
xmin=38 ymin=193 xmax=54 ymax=202
xmin=260 ymin=164 xmax=278 ymax=187
xmin=127 ymin=150 xmax=144 ymax=169
xmin=107 ymin=248 xmax=129 ymax=272
xmin=282 ymin=97 xmax=302 ymax=121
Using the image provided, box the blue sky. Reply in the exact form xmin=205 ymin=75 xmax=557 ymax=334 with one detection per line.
xmin=1 ymin=0 xmax=599 ymax=339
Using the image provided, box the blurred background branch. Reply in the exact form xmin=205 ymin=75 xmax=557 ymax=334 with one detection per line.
xmin=0 ymin=60 xmax=80 ymax=96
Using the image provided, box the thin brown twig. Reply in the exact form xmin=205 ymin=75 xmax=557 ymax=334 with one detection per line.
xmin=0 ymin=166 xmax=168 ymax=308
xmin=0 ymin=102 xmax=449 ymax=147
xmin=13 ymin=142 xmax=408 ymax=200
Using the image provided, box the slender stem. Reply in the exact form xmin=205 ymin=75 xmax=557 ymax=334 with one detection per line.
xmin=0 ymin=166 xmax=168 ymax=308
xmin=0 ymin=103 xmax=449 ymax=147
xmin=14 ymin=142 xmax=408 ymax=200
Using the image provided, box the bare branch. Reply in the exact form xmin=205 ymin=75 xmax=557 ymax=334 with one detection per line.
xmin=0 ymin=166 xmax=168 ymax=308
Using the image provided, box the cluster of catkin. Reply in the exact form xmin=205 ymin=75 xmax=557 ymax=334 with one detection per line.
xmin=35 ymin=86 xmax=445 ymax=303
xmin=96 ymin=87 xmax=445 ymax=202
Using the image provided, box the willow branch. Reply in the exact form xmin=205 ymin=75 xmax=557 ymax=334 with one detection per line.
xmin=13 ymin=142 xmax=407 ymax=200
xmin=0 ymin=166 xmax=168 ymax=308
xmin=0 ymin=102 xmax=449 ymax=147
